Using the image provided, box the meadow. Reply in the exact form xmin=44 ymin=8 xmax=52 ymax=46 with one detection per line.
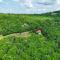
xmin=0 ymin=11 xmax=60 ymax=60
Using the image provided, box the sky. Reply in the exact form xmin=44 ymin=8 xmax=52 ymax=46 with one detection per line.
xmin=0 ymin=0 xmax=60 ymax=14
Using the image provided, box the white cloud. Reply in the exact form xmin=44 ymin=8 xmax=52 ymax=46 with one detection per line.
xmin=25 ymin=0 xmax=33 ymax=8
xmin=13 ymin=0 xmax=20 ymax=2
xmin=13 ymin=0 xmax=33 ymax=8
xmin=0 ymin=0 xmax=3 ymax=2
xmin=57 ymin=0 xmax=60 ymax=4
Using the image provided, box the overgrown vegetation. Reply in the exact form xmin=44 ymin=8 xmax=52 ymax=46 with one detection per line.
xmin=0 ymin=11 xmax=60 ymax=60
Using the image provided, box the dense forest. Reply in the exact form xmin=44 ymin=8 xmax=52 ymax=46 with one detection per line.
xmin=0 ymin=11 xmax=60 ymax=60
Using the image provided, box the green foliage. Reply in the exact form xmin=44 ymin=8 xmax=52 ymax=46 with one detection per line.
xmin=0 ymin=33 xmax=59 ymax=60
xmin=0 ymin=11 xmax=60 ymax=60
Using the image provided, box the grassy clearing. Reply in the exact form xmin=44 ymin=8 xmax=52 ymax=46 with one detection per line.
xmin=0 ymin=11 xmax=60 ymax=60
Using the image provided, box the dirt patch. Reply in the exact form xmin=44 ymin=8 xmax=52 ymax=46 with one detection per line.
xmin=5 ymin=31 xmax=31 ymax=38
xmin=20 ymin=32 xmax=31 ymax=37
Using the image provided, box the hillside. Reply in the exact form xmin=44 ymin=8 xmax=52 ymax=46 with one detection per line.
xmin=0 ymin=11 xmax=60 ymax=60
